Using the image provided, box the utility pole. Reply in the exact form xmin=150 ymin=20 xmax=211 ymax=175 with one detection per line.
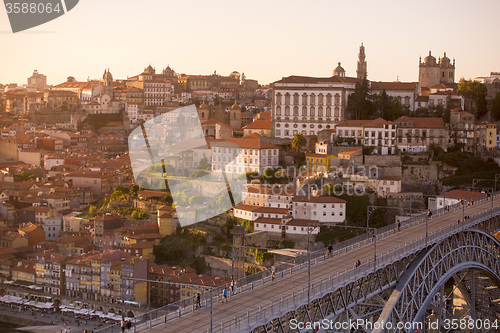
xmin=307 ymin=223 xmax=311 ymax=305
xmin=121 ymin=257 xmax=125 ymax=319
xmin=210 ymin=287 xmax=213 ymax=333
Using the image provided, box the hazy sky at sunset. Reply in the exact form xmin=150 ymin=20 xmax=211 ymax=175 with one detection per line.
xmin=1 ymin=0 xmax=499 ymax=85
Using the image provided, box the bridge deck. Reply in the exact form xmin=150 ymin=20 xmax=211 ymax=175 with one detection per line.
xmin=147 ymin=197 xmax=497 ymax=333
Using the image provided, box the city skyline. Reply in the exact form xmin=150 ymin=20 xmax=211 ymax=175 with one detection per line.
xmin=1 ymin=0 xmax=499 ymax=85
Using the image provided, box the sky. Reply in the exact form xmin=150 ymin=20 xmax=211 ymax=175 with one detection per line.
xmin=0 ymin=0 xmax=499 ymax=86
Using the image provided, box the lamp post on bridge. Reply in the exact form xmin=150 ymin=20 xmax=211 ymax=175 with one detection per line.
xmin=366 ymin=205 xmax=404 ymax=272
xmin=495 ymin=174 xmax=500 ymax=192
xmin=126 ymin=277 xmax=216 ymax=332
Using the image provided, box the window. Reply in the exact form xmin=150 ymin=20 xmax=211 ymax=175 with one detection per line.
xmin=276 ymin=106 xmax=281 ymax=116
xmin=285 ymin=93 xmax=290 ymax=105
xmin=302 ymin=106 xmax=307 ymax=116
xmin=326 ymin=94 xmax=332 ymax=105
xmin=285 ymin=106 xmax=290 ymax=116
xmin=310 ymin=94 xmax=315 ymax=105
xmin=326 ymin=107 xmax=331 ymax=117
xmin=334 ymin=94 xmax=340 ymax=105
xmin=302 ymin=93 xmax=308 ymax=105
xmin=293 ymin=93 xmax=299 ymax=105
xmin=318 ymin=94 xmax=324 ymax=105
xmin=293 ymin=106 xmax=298 ymax=116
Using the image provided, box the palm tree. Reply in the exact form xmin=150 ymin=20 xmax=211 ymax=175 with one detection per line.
xmin=291 ymin=132 xmax=307 ymax=152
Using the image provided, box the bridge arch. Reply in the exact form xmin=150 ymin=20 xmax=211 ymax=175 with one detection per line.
xmin=375 ymin=229 xmax=500 ymax=332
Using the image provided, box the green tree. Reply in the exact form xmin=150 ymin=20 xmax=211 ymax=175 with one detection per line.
xmin=295 ymin=151 xmax=306 ymax=168
xmin=130 ymin=210 xmax=142 ymax=220
xmin=457 ymin=78 xmax=487 ymax=118
xmin=372 ymin=90 xmax=408 ymax=121
xmin=291 ymin=132 xmax=307 ymax=151
xmin=88 ymin=205 xmax=97 ymax=217
xmin=262 ymin=168 xmax=277 ymax=184
xmin=347 ymin=77 xmax=374 ymax=120
xmin=130 ymin=185 xmax=140 ymax=196
xmin=197 ymin=157 xmax=211 ymax=171
xmin=492 ymin=92 xmax=500 ymax=121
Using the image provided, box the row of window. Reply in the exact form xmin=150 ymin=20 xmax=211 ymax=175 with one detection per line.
xmin=255 ymin=223 xmax=311 ymax=232
xmin=337 ymin=130 xmax=395 ymax=137
xmin=276 ymin=93 xmax=341 ymax=106
xmin=213 ymin=148 xmax=278 ymax=155
xmin=276 ymin=105 xmax=340 ymax=117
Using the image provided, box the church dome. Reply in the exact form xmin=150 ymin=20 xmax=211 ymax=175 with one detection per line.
xmin=424 ymin=51 xmax=437 ymax=65
xmin=231 ymin=101 xmax=241 ymax=110
xmin=440 ymin=52 xmax=452 ymax=67
xmin=199 ymin=100 xmax=209 ymax=109
xmin=333 ymin=62 xmax=345 ymax=77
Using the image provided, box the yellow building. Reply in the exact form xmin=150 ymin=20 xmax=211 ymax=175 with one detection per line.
xmin=157 ymin=205 xmax=177 ymax=237
xmin=305 ymin=153 xmax=338 ymax=173
xmin=91 ymin=257 xmax=102 ymax=299
xmin=34 ymin=261 xmax=48 ymax=286
xmin=486 ymin=123 xmax=497 ymax=150
xmin=11 ymin=260 xmax=36 ymax=283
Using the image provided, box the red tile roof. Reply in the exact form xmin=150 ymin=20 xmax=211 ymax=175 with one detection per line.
xmin=337 ymin=118 xmax=395 ymax=128
xmin=243 ymin=120 xmax=271 ymax=130
xmin=370 ymin=81 xmax=418 ymax=91
xmin=395 ymin=116 xmax=445 ymax=129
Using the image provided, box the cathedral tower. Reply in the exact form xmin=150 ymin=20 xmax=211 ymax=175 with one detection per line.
xmin=229 ymin=101 xmax=242 ymax=130
xmin=357 ymin=43 xmax=367 ymax=79
xmin=418 ymin=51 xmax=455 ymax=89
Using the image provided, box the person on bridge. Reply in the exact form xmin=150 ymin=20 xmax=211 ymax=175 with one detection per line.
xmin=222 ymin=286 xmax=228 ymax=303
xmin=397 ymin=220 xmax=401 ymax=232
xmin=195 ymin=292 xmax=201 ymax=309
xmin=271 ymin=265 xmax=276 ymax=281
xmin=232 ymin=279 xmax=238 ymax=294
xmin=325 ymin=243 xmax=333 ymax=257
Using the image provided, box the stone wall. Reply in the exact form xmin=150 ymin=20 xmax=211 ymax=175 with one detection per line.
xmin=364 ymin=155 xmax=402 ymax=167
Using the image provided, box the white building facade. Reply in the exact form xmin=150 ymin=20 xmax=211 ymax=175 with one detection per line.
xmin=272 ymin=76 xmax=361 ymax=139
xmin=292 ymin=196 xmax=346 ymax=224
xmin=211 ymin=139 xmax=279 ymax=175
xmin=335 ymin=118 xmax=397 ymax=155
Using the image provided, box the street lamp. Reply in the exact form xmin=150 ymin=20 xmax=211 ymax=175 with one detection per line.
xmin=121 ymin=257 xmax=125 ymax=319
xmin=366 ymin=205 xmax=401 ymax=272
xmin=495 ymin=174 xmax=500 ymax=192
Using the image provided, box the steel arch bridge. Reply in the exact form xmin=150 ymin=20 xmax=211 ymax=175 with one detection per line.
xmin=253 ymin=226 xmax=500 ymax=333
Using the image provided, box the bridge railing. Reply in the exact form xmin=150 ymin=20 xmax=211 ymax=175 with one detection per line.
xmin=213 ymin=203 xmax=500 ymax=333
xmin=94 ymin=193 xmax=498 ymax=333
